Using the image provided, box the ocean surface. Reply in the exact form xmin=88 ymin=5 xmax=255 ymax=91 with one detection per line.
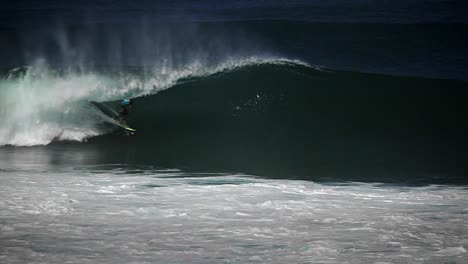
xmin=1 ymin=1 xmax=468 ymax=263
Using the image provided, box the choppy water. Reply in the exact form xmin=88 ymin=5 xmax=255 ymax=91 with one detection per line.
xmin=1 ymin=165 xmax=468 ymax=263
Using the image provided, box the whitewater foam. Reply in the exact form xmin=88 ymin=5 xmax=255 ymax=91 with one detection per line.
xmin=1 ymin=165 xmax=467 ymax=264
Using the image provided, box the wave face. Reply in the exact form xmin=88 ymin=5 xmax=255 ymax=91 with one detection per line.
xmin=0 ymin=58 xmax=298 ymax=146
xmin=1 ymin=59 xmax=467 ymax=181
xmin=75 ymin=61 xmax=465 ymax=183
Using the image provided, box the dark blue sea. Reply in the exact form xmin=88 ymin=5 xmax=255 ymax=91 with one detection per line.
xmin=1 ymin=1 xmax=467 ymax=263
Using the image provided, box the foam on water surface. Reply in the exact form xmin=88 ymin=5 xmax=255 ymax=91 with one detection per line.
xmin=1 ymin=166 xmax=467 ymax=263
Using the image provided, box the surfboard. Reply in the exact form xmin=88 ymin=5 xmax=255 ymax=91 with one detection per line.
xmin=119 ymin=123 xmax=136 ymax=132
xmin=90 ymin=101 xmax=136 ymax=133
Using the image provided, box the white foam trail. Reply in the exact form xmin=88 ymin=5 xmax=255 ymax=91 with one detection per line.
xmin=1 ymin=168 xmax=467 ymax=263
xmin=0 ymin=57 xmax=311 ymax=146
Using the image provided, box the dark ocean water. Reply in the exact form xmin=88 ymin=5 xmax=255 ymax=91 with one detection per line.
xmin=1 ymin=2 xmax=468 ymax=263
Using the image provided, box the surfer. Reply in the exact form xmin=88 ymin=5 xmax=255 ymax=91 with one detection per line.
xmin=118 ymin=98 xmax=134 ymax=121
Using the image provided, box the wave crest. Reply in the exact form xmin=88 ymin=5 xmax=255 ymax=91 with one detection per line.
xmin=0 ymin=57 xmax=310 ymax=146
